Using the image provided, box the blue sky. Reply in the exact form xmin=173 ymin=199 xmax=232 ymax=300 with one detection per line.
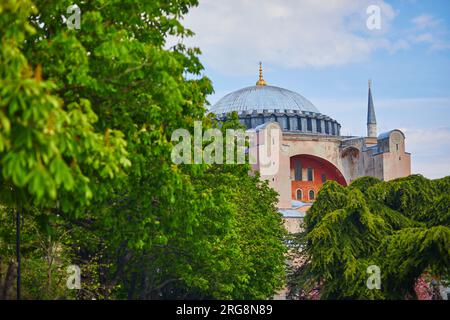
xmin=178 ymin=0 xmax=450 ymax=178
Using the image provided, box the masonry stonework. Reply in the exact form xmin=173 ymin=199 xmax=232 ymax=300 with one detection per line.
xmin=210 ymin=68 xmax=411 ymax=212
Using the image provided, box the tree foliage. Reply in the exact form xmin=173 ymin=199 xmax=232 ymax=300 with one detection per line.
xmin=0 ymin=0 xmax=286 ymax=299
xmin=289 ymin=175 xmax=450 ymax=299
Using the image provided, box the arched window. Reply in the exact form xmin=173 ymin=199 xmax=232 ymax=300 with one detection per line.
xmin=279 ymin=116 xmax=288 ymax=130
xmin=289 ymin=116 xmax=297 ymax=131
xmin=325 ymin=121 xmax=330 ymax=134
xmin=306 ymin=118 xmax=312 ymax=132
xmin=245 ymin=116 xmax=251 ymax=129
xmin=295 ymin=160 xmax=302 ymax=181
xmin=297 ymin=117 xmax=303 ymax=131
xmin=296 ymin=189 xmax=302 ymax=200
xmin=316 ymin=119 xmax=322 ymax=133
xmin=307 ymin=168 xmax=314 ymax=181
xmin=309 ymin=189 xmax=315 ymax=201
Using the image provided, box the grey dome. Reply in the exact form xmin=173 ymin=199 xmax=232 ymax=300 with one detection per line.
xmin=210 ymin=85 xmax=319 ymax=115
xmin=210 ymin=82 xmax=341 ymax=136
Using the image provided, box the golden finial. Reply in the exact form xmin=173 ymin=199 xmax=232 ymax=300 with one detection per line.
xmin=256 ymin=62 xmax=267 ymax=86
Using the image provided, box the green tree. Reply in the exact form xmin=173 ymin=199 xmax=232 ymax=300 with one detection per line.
xmin=0 ymin=205 xmax=76 ymax=299
xmin=0 ymin=0 xmax=129 ymax=209
xmin=1 ymin=0 xmax=287 ymax=299
xmin=289 ymin=175 xmax=450 ymax=299
xmin=1 ymin=0 xmax=129 ymax=299
xmin=92 ymin=115 xmax=286 ymax=299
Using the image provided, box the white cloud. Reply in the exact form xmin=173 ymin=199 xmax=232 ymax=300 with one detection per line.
xmin=175 ymin=0 xmax=398 ymax=74
xmin=408 ymin=31 xmax=450 ymax=51
xmin=408 ymin=14 xmax=450 ymax=51
xmin=404 ymin=127 xmax=450 ymax=155
xmin=410 ymin=32 xmax=435 ymax=43
xmin=403 ymin=127 xmax=450 ymax=179
xmin=171 ymin=2 xmax=450 ymax=179
xmin=376 ymin=97 xmax=450 ymax=109
xmin=411 ymin=14 xmax=441 ymax=30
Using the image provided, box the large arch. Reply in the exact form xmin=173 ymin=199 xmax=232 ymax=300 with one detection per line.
xmin=290 ymin=154 xmax=347 ymax=201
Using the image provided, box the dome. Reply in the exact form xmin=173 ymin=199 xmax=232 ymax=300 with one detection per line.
xmin=210 ymin=85 xmax=320 ymax=116
xmin=209 ymin=63 xmax=341 ymax=136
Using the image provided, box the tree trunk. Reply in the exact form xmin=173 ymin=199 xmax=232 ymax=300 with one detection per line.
xmin=1 ymin=260 xmax=17 ymax=300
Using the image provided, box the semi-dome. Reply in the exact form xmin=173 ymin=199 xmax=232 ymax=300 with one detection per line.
xmin=210 ymin=63 xmax=341 ymax=136
xmin=210 ymin=85 xmax=320 ymax=115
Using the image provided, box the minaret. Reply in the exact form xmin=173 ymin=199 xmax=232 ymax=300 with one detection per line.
xmin=367 ymin=79 xmax=377 ymax=138
xmin=256 ymin=62 xmax=267 ymax=86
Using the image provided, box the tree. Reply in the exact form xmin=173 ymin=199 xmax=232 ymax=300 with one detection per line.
xmin=0 ymin=0 xmax=129 ymax=209
xmin=91 ymin=115 xmax=287 ymax=299
xmin=0 ymin=0 xmax=129 ymax=299
xmin=0 ymin=205 xmax=76 ymax=299
xmin=288 ymin=175 xmax=450 ymax=299
xmin=1 ymin=0 xmax=287 ymax=299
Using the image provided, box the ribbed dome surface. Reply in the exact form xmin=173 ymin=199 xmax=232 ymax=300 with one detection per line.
xmin=211 ymin=85 xmax=319 ymax=115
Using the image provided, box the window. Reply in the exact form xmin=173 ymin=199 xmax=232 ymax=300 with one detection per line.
xmin=289 ymin=117 xmax=297 ymax=131
xmin=297 ymin=117 xmax=303 ymax=131
xmin=321 ymin=173 xmax=327 ymax=183
xmin=294 ymin=160 xmax=302 ymax=181
xmin=296 ymin=189 xmax=302 ymax=200
xmin=245 ymin=116 xmax=251 ymax=128
xmin=256 ymin=116 xmax=264 ymax=127
xmin=331 ymin=123 xmax=336 ymax=135
xmin=306 ymin=118 xmax=312 ymax=132
xmin=280 ymin=116 xmax=288 ymax=130
xmin=309 ymin=190 xmax=315 ymax=200
xmin=325 ymin=121 xmax=330 ymax=134
xmin=307 ymin=168 xmax=314 ymax=181
xmin=316 ymin=119 xmax=322 ymax=133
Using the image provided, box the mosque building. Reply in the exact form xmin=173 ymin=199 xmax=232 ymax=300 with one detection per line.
xmin=209 ymin=63 xmax=411 ymax=223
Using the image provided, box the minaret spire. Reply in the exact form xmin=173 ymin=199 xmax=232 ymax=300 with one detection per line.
xmin=256 ymin=62 xmax=267 ymax=86
xmin=367 ymin=79 xmax=377 ymax=138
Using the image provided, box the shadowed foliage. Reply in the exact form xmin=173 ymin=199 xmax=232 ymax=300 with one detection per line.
xmin=289 ymin=175 xmax=450 ymax=300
